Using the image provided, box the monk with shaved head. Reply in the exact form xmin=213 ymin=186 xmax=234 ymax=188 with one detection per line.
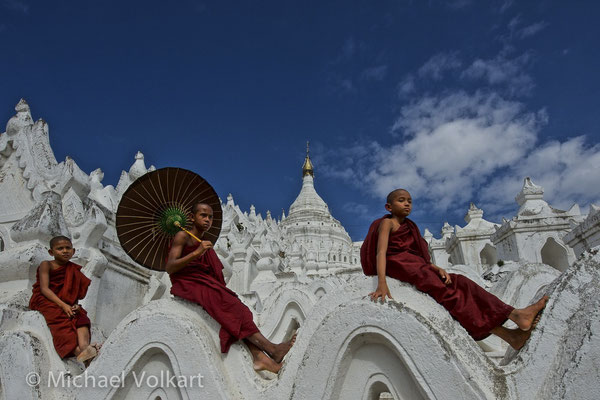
xmin=361 ymin=189 xmax=548 ymax=350
xmin=29 ymin=236 xmax=101 ymax=365
xmin=166 ymin=202 xmax=295 ymax=373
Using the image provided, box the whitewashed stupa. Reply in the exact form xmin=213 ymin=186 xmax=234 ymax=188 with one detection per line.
xmin=1 ymin=100 xmax=599 ymax=400
xmin=279 ymin=145 xmax=359 ymax=275
xmin=490 ymin=177 xmax=584 ymax=272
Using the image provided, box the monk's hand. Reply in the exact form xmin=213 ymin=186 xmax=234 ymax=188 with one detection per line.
xmin=435 ymin=266 xmax=452 ymax=285
xmin=61 ymin=304 xmax=75 ymax=318
xmin=192 ymin=241 xmax=213 ymax=258
xmin=369 ymin=283 xmax=393 ymax=304
xmin=71 ymin=304 xmax=80 ymax=314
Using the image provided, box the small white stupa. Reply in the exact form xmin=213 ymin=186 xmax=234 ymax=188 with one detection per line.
xmin=491 ymin=177 xmax=584 ymax=271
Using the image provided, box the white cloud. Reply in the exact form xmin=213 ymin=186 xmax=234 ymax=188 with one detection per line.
xmin=503 ymin=15 xmax=548 ymax=41
xmin=480 ymin=136 xmax=600 ymax=214
xmin=321 ymin=87 xmax=600 ymax=221
xmin=398 ymin=74 xmax=416 ymax=97
xmin=499 ymin=0 xmax=514 ymax=13
xmin=321 ymin=91 xmax=547 ymax=212
xmin=362 ymin=65 xmax=388 ymax=81
xmin=319 ymin=23 xmax=598 ymax=222
xmin=316 ymin=142 xmax=381 ymax=182
xmin=507 ymin=15 xmax=522 ymax=35
xmin=518 ymin=21 xmax=548 ymax=39
xmin=342 ymin=202 xmax=372 ymax=219
xmin=418 ymin=52 xmax=462 ymax=80
xmin=336 ymin=78 xmax=356 ymax=93
xmin=2 ymin=0 xmax=29 ymax=13
xmin=462 ymin=51 xmax=534 ymax=96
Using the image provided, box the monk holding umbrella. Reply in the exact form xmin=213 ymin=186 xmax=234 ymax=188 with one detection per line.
xmin=117 ymin=168 xmax=294 ymax=373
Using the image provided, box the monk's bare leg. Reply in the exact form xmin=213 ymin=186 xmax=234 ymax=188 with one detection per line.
xmin=76 ymin=326 xmax=90 ymax=351
xmin=75 ymin=327 xmax=97 ymax=364
xmin=508 ymin=296 xmax=549 ymax=331
xmin=244 ymin=340 xmax=281 ymax=373
xmin=72 ymin=326 xmax=91 ymax=356
xmin=246 ymin=332 xmax=296 ymax=363
xmin=490 ymin=326 xmax=532 ymax=350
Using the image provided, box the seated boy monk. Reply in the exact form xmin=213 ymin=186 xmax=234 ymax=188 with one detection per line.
xmin=361 ymin=189 xmax=548 ymax=350
xmin=29 ymin=236 xmax=100 ymax=364
xmin=166 ymin=203 xmax=294 ymax=373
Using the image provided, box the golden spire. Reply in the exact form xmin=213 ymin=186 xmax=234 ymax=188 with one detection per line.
xmin=302 ymin=141 xmax=314 ymax=177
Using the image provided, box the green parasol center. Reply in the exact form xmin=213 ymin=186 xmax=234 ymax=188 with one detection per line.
xmin=157 ymin=207 xmax=188 ymax=236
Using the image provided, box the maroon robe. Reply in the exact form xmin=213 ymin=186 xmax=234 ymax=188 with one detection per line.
xmin=29 ymin=262 xmax=92 ymax=358
xmin=169 ymin=245 xmax=259 ymax=353
xmin=361 ymin=215 xmax=513 ymax=340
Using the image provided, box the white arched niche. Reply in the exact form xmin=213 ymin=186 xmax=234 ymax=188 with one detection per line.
xmin=541 ymin=237 xmax=569 ymax=272
xmin=332 ymin=332 xmax=427 ymax=400
xmin=479 ymin=243 xmax=498 ymax=266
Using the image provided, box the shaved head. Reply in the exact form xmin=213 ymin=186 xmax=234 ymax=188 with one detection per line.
xmin=386 ymin=189 xmax=410 ymax=204
xmin=192 ymin=202 xmax=213 ymax=213
xmin=49 ymin=235 xmax=72 ymax=248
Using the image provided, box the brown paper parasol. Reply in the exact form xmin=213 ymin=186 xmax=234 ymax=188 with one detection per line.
xmin=116 ymin=167 xmax=222 ymax=271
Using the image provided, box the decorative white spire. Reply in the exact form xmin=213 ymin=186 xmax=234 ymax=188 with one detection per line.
xmin=464 ymin=202 xmax=484 ymax=223
xmin=6 ymin=98 xmax=33 ymax=136
xmin=516 ymin=177 xmax=544 ymax=206
xmin=128 ymin=151 xmax=148 ymax=181
xmin=515 ymin=177 xmax=550 ymax=217
xmin=227 ymin=193 xmax=235 ymax=206
xmin=288 ymin=149 xmax=329 ymax=216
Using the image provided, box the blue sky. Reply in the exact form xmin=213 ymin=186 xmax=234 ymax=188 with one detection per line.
xmin=1 ymin=0 xmax=599 ymax=240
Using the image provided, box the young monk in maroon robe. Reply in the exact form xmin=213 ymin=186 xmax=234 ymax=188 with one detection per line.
xmin=166 ymin=203 xmax=295 ymax=373
xmin=29 ymin=236 xmax=100 ymax=364
xmin=361 ymin=189 xmax=548 ymax=350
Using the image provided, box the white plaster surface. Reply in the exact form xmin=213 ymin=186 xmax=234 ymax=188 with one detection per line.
xmin=1 ymin=100 xmax=599 ymax=399
xmin=564 ymin=204 xmax=600 ymax=259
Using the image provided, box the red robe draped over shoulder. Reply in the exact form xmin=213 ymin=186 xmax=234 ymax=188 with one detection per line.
xmin=29 ymin=262 xmax=92 ymax=358
xmin=169 ymin=245 xmax=259 ymax=353
xmin=361 ymin=215 xmax=513 ymax=340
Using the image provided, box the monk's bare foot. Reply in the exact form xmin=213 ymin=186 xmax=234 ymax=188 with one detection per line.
xmin=511 ymin=296 xmax=548 ymax=331
xmin=271 ymin=335 xmax=296 ymax=363
xmin=506 ymin=328 xmax=533 ymax=350
xmin=76 ymin=345 xmax=97 ymax=363
xmin=91 ymin=342 xmax=102 ymax=353
xmin=253 ymin=351 xmax=282 ymax=374
xmin=531 ymin=313 xmax=542 ymax=329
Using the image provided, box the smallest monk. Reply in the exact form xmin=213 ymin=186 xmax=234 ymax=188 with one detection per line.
xmin=29 ymin=236 xmax=101 ymax=365
xmin=361 ymin=189 xmax=549 ymax=350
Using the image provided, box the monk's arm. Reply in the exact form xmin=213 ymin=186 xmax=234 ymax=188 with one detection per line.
xmin=370 ymin=219 xmax=394 ymax=301
xmin=165 ymin=232 xmax=212 ymax=275
xmin=38 ymin=261 xmax=75 ymax=317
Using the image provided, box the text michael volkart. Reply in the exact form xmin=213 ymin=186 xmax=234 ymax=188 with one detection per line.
xmin=47 ymin=370 xmax=205 ymax=388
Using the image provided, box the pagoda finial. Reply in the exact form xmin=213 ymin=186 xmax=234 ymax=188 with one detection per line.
xmin=302 ymin=141 xmax=314 ymax=177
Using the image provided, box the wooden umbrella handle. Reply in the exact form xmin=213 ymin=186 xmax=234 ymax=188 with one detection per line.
xmin=173 ymin=221 xmax=203 ymax=243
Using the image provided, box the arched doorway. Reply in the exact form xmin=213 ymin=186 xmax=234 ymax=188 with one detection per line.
xmin=479 ymin=244 xmax=498 ymax=266
xmin=541 ymin=237 xmax=569 ymax=272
